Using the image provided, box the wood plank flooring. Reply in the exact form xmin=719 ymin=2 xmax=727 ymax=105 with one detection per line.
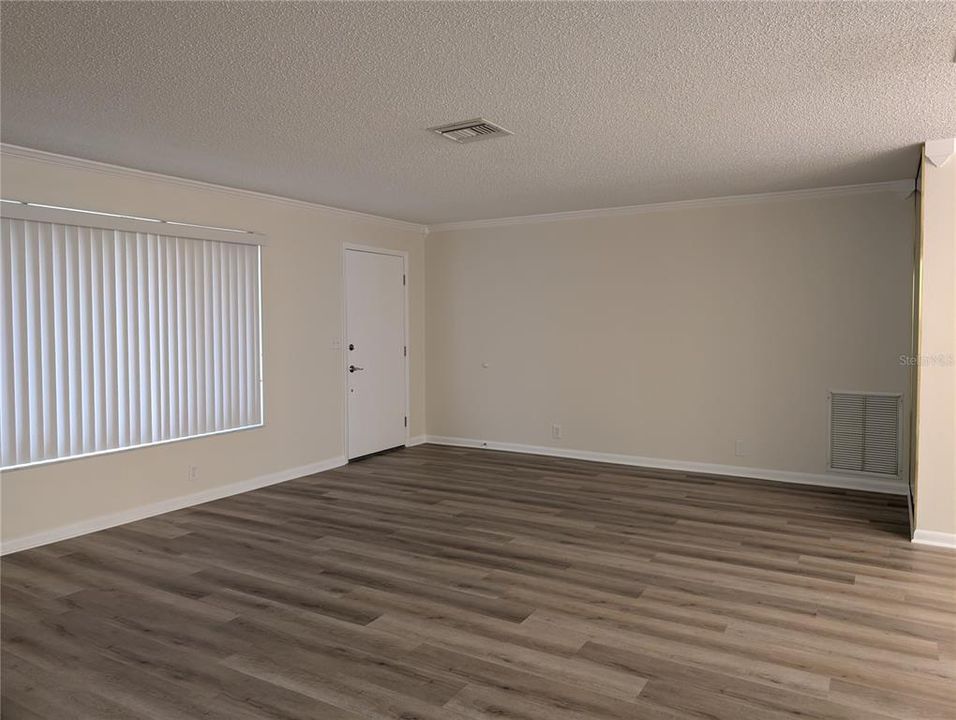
xmin=2 ymin=444 xmax=955 ymax=719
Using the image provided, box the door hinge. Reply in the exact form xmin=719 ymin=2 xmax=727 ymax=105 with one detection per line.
xmin=404 ymin=416 xmax=408 ymax=427
xmin=403 ymin=345 xmax=407 ymax=357
xmin=403 ymin=274 xmax=406 ymax=286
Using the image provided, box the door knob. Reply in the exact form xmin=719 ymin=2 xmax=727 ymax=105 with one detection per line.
xmin=349 ymin=365 xmax=364 ymax=373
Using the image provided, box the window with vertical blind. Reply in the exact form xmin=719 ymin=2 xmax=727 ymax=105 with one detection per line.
xmin=0 ymin=202 xmax=263 ymax=470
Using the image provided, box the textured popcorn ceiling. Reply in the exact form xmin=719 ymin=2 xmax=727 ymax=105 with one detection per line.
xmin=2 ymin=1 xmax=954 ymax=224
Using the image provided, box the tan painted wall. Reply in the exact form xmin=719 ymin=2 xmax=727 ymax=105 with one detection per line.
xmin=915 ymin=146 xmax=956 ymax=538
xmin=0 ymin=149 xmax=923 ymax=545
xmin=0 ymin=151 xmax=426 ymax=545
xmin=426 ymin=190 xmax=915 ymax=482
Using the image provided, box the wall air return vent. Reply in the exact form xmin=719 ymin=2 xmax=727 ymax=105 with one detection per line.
xmin=829 ymin=391 xmax=901 ymax=476
xmin=428 ymin=118 xmax=512 ymax=144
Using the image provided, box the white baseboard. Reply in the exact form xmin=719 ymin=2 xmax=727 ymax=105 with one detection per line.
xmin=1 ymin=455 xmax=347 ymax=556
xmin=912 ymin=529 xmax=956 ymax=550
xmin=424 ymin=435 xmax=907 ymax=496
xmin=4 ymin=440 xmax=914 ymax=556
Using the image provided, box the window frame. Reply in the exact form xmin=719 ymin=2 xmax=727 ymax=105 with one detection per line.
xmin=0 ymin=202 xmax=265 ymax=471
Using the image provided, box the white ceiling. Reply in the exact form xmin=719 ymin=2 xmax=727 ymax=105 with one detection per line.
xmin=2 ymin=2 xmax=954 ymax=225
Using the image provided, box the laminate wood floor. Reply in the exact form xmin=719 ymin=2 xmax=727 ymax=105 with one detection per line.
xmin=3 ymin=444 xmax=955 ymax=719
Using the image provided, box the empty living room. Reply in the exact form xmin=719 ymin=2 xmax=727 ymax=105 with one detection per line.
xmin=1 ymin=2 xmax=955 ymax=719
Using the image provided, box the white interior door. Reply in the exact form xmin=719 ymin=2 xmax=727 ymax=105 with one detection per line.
xmin=345 ymin=248 xmax=407 ymax=459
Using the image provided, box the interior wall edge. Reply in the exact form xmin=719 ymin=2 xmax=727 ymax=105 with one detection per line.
xmin=0 ymin=455 xmax=348 ymax=556
xmin=424 ymin=436 xmax=908 ymax=496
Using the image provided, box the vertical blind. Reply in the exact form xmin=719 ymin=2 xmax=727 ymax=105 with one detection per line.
xmin=1 ymin=213 xmax=262 ymax=469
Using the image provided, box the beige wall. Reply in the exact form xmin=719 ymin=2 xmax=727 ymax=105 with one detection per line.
xmin=426 ymin=190 xmax=915 ymax=484
xmin=915 ymin=145 xmax=956 ymax=539
xmin=0 ymin=151 xmax=426 ymax=546
xmin=0 ymin=149 xmax=924 ymax=547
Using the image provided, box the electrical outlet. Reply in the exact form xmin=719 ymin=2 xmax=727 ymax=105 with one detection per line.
xmin=551 ymin=424 xmax=562 ymax=440
xmin=734 ymin=440 xmax=746 ymax=457
xmin=187 ymin=465 xmax=199 ymax=482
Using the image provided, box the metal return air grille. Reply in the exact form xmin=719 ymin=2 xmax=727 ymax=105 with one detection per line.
xmin=428 ymin=118 xmax=512 ymax=144
xmin=829 ymin=392 xmax=901 ymax=476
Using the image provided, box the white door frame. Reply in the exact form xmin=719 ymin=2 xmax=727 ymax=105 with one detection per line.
xmin=342 ymin=243 xmax=410 ymax=459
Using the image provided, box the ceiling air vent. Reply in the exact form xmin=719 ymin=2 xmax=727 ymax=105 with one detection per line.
xmin=428 ymin=118 xmax=512 ymax=144
xmin=829 ymin=391 xmax=901 ymax=476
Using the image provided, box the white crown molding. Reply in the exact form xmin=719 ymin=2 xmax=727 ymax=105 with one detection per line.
xmin=0 ymin=454 xmax=347 ymax=555
xmin=912 ymin=529 xmax=956 ymax=550
xmin=423 ymin=435 xmax=908 ymax=496
xmin=2 ymin=144 xmax=916 ymax=235
xmin=427 ymin=179 xmax=915 ymax=233
xmin=0 ymin=143 xmax=428 ymax=235
xmin=924 ymin=138 xmax=956 ymax=168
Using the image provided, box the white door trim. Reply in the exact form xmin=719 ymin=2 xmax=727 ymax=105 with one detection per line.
xmin=342 ymin=243 xmax=410 ymax=459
